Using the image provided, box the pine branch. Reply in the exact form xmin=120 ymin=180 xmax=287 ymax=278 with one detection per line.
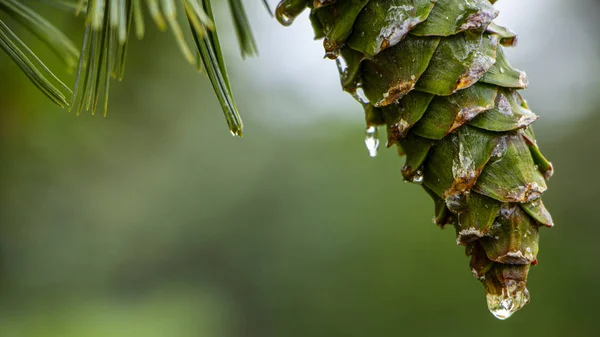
xmin=1 ymin=0 xmax=258 ymax=136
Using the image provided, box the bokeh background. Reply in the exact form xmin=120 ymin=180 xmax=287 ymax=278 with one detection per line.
xmin=1 ymin=0 xmax=599 ymax=336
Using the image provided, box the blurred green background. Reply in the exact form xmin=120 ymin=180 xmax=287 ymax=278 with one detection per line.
xmin=1 ymin=1 xmax=599 ymax=336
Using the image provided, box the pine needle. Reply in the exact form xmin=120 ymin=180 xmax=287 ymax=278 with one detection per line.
xmin=187 ymin=0 xmax=243 ymax=136
xmin=146 ymin=0 xmax=166 ymax=30
xmin=132 ymin=0 xmax=144 ymax=38
xmin=0 ymin=19 xmax=71 ymax=107
xmin=262 ymin=0 xmax=273 ymax=17
xmin=0 ymin=0 xmax=80 ymax=68
xmin=70 ymin=0 xmax=130 ymax=116
xmin=161 ymin=0 xmax=194 ymax=64
xmin=228 ymin=0 xmax=258 ymax=57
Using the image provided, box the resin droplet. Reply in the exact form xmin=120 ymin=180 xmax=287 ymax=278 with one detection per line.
xmin=486 ymin=281 xmax=530 ymax=320
xmin=365 ymin=126 xmax=380 ymax=158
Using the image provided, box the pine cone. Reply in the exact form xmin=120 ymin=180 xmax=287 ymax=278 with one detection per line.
xmin=276 ymin=0 xmax=554 ymax=319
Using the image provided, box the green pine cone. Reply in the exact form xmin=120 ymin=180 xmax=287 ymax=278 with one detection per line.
xmin=277 ymin=0 xmax=554 ymax=319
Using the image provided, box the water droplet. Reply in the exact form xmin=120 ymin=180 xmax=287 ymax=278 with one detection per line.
xmin=411 ymin=170 xmax=424 ymax=184
xmin=507 ymin=182 xmax=545 ymax=202
xmin=352 ymin=87 xmax=370 ymax=105
xmin=336 ymin=56 xmax=348 ymax=76
xmin=374 ymin=5 xmax=420 ymax=53
xmin=335 ymin=56 xmax=351 ymax=86
xmin=499 ymin=67 xmax=505 ymax=74
xmin=486 ymin=281 xmax=530 ymax=320
xmin=365 ymin=126 xmax=380 ymax=158
xmin=492 ymin=137 xmax=508 ymax=158
xmin=275 ymin=2 xmax=305 ymax=27
xmin=446 ymin=192 xmax=469 ymax=213
xmin=275 ymin=11 xmax=294 ymax=26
